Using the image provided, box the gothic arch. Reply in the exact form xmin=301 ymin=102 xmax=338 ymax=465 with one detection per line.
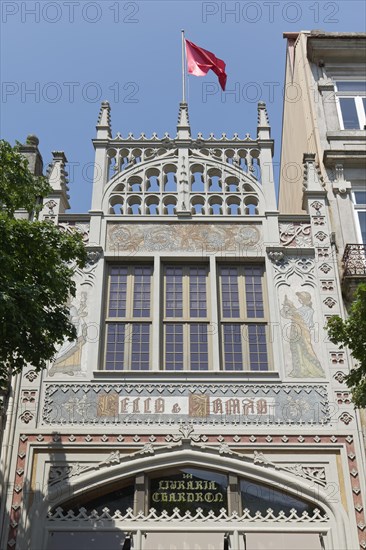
xmin=26 ymin=444 xmax=350 ymax=550
xmin=102 ymin=153 xmax=266 ymax=217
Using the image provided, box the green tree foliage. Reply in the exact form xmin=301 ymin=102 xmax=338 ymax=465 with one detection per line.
xmin=0 ymin=139 xmax=87 ymax=389
xmin=327 ymin=283 xmax=366 ymax=408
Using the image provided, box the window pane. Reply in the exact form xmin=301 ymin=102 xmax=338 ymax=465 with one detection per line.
xmin=358 ymin=211 xmax=366 ymax=243
xmin=106 ymin=324 xmax=125 ymax=370
xmin=108 ymin=267 xmax=127 ymax=317
xmin=223 ymin=324 xmax=243 ymax=370
xmin=165 ymin=267 xmax=183 ymax=317
xmin=354 ymin=191 xmax=366 ymax=204
xmin=133 ymin=266 xmax=152 ymax=317
xmin=240 ymin=478 xmax=321 ymax=516
xmin=190 ymin=324 xmax=208 ymax=370
xmin=165 ymin=324 xmax=184 ymax=370
xmin=336 ymin=81 xmax=366 ymax=92
xmin=244 ymin=265 xmax=264 ymax=318
xmin=247 ymin=325 xmax=268 ymax=371
xmin=131 ymin=324 xmax=150 ymax=370
xmin=55 ymin=485 xmax=135 ymax=515
xmin=339 ymin=98 xmax=360 ymax=129
xmin=220 ymin=267 xmax=240 ymax=317
xmin=189 ymin=267 xmax=207 ymax=317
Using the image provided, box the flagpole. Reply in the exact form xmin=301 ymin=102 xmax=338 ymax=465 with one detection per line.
xmin=181 ymin=29 xmax=186 ymax=103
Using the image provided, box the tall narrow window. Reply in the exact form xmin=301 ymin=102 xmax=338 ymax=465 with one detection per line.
xmin=163 ymin=265 xmax=209 ymax=370
xmin=352 ymin=188 xmax=366 ymax=243
xmin=335 ymin=81 xmax=366 ymax=129
xmin=105 ymin=265 xmax=152 ymax=370
xmin=219 ymin=264 xmax=269 ymax=371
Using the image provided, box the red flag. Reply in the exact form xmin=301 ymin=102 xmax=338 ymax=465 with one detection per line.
xmin=185 ymin=39 xmax=227 ymax=91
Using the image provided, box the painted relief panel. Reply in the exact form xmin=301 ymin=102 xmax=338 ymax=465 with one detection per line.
xmin=41 ymin=382 xmax=330 ymax=426
xmin=47 ymin=289 xmax=89 ymax=378
xmin=278 ymin=281 xmax=325 ymax=379
xmin=107 ymin=223 xmax=261 ymax=254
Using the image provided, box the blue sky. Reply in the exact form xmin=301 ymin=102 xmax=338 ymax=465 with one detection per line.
xmin=1 ymin=0 xmax=365 ymax=212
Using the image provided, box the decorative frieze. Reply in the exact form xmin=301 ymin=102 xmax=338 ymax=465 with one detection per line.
xmin=107 ymin=223 xmax=261 ymax=254
xmin=47 ymin=505 xmax=329 ymax=523
xmin=42 ymin=382 xmax=331 ymax=426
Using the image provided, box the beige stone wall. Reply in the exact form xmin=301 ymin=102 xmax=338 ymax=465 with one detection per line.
xmin=279 ymin=34 xmax=317 ymax=214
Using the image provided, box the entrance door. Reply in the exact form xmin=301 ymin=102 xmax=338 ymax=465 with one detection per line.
xmin=142 ymin=532 xmax=226 ymax=550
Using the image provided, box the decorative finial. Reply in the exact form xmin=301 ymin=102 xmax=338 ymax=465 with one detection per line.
xmin=176 ymin=102 xmax=191 ymax=139
xmin=26 ymin=134 xmax=39 ymax=146
xmin=257 ymin=101 xmax=271 ymax=139
xmin=96 ymin=101 xmax=112 ymax=139
xmin=302 ymin=153 xmax=325 ymax=193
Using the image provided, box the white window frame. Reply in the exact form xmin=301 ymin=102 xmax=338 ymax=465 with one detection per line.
xmin=352 ymin=185 xmax=366 ymax=243
xmin=334 ymin=80 xmax=366 ymax=130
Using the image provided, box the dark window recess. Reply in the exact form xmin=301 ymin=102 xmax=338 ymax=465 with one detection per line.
xmin=240 ymin=478 xmax=325 ymax=516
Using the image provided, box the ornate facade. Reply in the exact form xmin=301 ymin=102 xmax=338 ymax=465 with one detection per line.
xmin=1 ymin=74 xmax=365 ymax=548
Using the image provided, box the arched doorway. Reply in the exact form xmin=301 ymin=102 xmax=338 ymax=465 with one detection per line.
xmin=38 ymin=447 xmax=341 ymax=550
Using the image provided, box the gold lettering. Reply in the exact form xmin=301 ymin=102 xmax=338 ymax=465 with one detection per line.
xmin=97 ymin=394 xmax=118 ymax=417
xmin=205 ymin=493 xmax=214 ymax=502
xmin=120 ymin=397 xmax=129 ymax=413
xmin=161 ymin=493 xmax=168 ymax=502
xmin=169 ymin=493 xmax=177 ymax=502
xmin=176 ymin=481 xmax=185 ymax=490
xmin=186 ymin=481 xmax=194 ymax=490
xmin=208 ymin=481 xmax=217 ymax=490
xmin=256 ymin=398 xmax=268 ymax=415
xmin=159 ymin=481 xmax=169 ymax=490
xmin=189 ymin=394 xmax=210 ymax=417
xmin=212 ymin=398 xmax=223 ymax=415
xmin=186 ymin=493 xmax=194 ymax=502
xmin=172 ymin=403 xmax=181 ymax=413
xmin=225 ymin=398 xmax=240 ymax=415
xmin=144 ymin=398 xmax=151 ymax=413
xmin=243 ymin=398 xmax=255 ymax=415
xmin=152 ymin=493 xmax=160 ymax=502
xmin=195 ymin=492 xmax=204 ymax=502
xmin=177 ymin=492 xmax=186 ymax=502
xmin=155 ymin=397 xmax=165 ymax=414
xmin=214 ymin=493 xmax=223 ymax=502
xmin=195 ymin=481 xmax=203 ymax=490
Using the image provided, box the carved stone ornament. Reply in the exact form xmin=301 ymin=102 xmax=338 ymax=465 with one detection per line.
xmin=279 ymin=223 xmax=312 ymax=248
xmin=24 ymin=370 xmax=38 ymax=383
xmin=268 ymin=253 xmax=315 ymax=286
xmin=58 ymin=222 xmax=90 ymax=244
xmin=47 ymin=426 xmax=329 ymax=495
xmin=253 ymin=451 xmax=327 ymax=487
xmin=47 ymin=505 xmax=328 ymax=524
xmin=44 ymin=199 xmax=57 ymax=214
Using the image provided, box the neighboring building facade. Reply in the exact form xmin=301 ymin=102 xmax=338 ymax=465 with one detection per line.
xmin=280 ymin=31 xmax=366 ymax=285
xmin=0 ymin=52 xmax=365 ymax=548
xmin=280 ymin=29 xmax=366 ymax=446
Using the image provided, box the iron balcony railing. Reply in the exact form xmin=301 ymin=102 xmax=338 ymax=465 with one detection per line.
xmin=343 ymin=244 xmax=366 ymax=277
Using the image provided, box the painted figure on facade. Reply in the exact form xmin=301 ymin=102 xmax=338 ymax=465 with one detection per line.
xmin=281 ymin=291 xmax=325 ymax=378
xmin=48 ymin=291 xmax=88 ymax=376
